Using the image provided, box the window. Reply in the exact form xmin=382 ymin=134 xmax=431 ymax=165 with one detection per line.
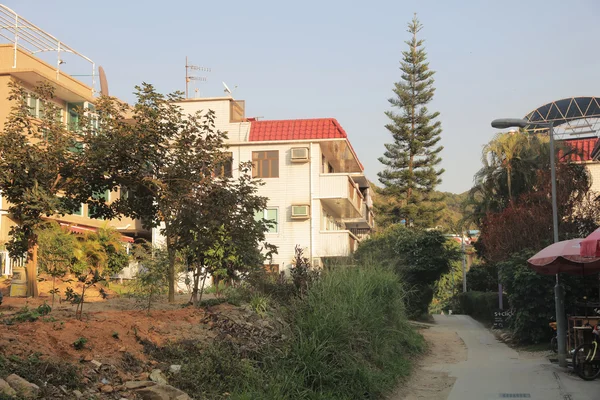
xmin=27 ymin=94 xmax=44 ymax=119
xmin=88 ymin=190 xmax=109 ymax=218
xmin=264 ymin=264 xmax=279 ymax=275
xmin=72 ymin=204 xmax=84 ymax=216
xmin=214 ymin=152 xmax=233 ymax=178
xmin=252 ymin=151 xmax=279 ymax=178
xmin=67 ymin=102 xmax=81 ymax=131
xmin=255 ymin=208 xmax=278 ymax=233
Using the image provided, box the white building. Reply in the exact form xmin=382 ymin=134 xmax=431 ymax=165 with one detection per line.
xmin=154 ymin=97 xmax=374 ymax=274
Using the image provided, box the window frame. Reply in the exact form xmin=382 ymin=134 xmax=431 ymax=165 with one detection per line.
xmin=255 ymin=207 xmax=279 ymax=234
xmin=252 ymin=150 xmax=279 ymax=178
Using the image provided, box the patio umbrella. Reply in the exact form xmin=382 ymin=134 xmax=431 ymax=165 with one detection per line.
xmin=527 ymin=238 xmax=600 ymax=275
xmin=580 ymin=228 xmax=600 ymax=258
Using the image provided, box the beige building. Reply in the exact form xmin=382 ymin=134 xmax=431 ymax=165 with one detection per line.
xmin=156 ymin=97 xmax=374 ymax=273
xmin=0 ymin=5 xmax=148 ymax=274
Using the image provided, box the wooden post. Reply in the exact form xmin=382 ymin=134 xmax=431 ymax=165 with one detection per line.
xmin=26 ymin=244 xmax=39 ymax=298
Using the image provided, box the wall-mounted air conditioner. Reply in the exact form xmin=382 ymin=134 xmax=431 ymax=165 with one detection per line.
xmin=291 ymin=205 xmax=310 ymax=219
xmin=291 ymin=147 xmax=309 ymax=162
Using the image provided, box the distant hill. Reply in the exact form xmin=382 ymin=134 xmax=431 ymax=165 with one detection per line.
xmin=369 ymin=181 xmax=470 ymax=232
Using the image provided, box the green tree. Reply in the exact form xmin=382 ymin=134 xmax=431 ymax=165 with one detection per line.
xmin=377 ymin=14 xmax=444 ymax=228
xmin=37 ymin=222 xmax=77 ymax=305
xmin=0 ymin=83 xmax=81 ymax=297
xmin=75 ymin=83 xmax=230 ymax=302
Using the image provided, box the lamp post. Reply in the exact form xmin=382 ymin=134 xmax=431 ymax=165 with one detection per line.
xmin=491 ymin=118 xmax=567 ymax=367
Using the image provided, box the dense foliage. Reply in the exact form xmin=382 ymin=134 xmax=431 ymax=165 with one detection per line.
xmin=354 ymin=225 xmax=460 ymax=318
xmin=377 ymin=14 xmax=445 ymax=228
xmin=151 ymin=265 xmax=424 ymax=400
xmin=456 ymin=291 xmax=498 ymax=322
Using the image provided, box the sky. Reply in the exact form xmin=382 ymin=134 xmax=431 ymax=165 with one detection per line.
xmin=4 ymin=0 xmax=600 ymax=193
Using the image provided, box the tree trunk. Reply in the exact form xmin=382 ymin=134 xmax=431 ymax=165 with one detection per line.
xmin=25 ymin=244 xmax=39 ymax=298
xmin=198 ymin=270 xmax=208 ymax=305
xmin=507 ymin=166 xmax=513 ymax=204
xmin=191 ymin=265 xmax=201 ymax=307
xmin=164 ymin=223 xmax=176 ymax=303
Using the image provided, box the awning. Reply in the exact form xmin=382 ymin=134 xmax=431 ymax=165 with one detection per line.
xmin=59 ymin=223 xmax=134 ymax=243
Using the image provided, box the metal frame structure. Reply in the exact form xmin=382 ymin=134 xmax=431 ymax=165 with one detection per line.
xmin=0 ymin=4 xmax=96 ymax=93
xmin=524 ymin=97 xmax=600 ymax=138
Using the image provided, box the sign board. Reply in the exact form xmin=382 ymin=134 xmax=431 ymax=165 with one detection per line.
xmin=493 ymin=309 xmax=513 ymax=330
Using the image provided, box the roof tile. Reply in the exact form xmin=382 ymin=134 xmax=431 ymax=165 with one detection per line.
xmin=249 ymin=118 xmax=348 ymax=141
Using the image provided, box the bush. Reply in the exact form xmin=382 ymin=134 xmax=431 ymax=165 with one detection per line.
xmin=354 ymin=225 xmax=461 ymax=318
xmin=466 ymin=263 xmax=498 ymax=292
xmin=457 ymin=291 xmax=498 ymax=322
xmin=152 ymin=265 xmax=423 ymax=400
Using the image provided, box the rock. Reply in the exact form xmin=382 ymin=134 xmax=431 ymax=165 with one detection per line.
xmin=101 ymin=378 xmax=110 ymax=385
xmin=0 ymin=379 xmax=17 ymax=397
xmin=137 ymin=372 xmax=150 ymax=380
xmin=169 ymin=365 xmax=182 ymax=374
xmin=135 ymin=383 xmax=191 ymax=400
xmin=100 ymin=384 xmax=114 ymax=393
xmin=6 ymin=374 xmax=40 ymax=399
xmin=119 ymin=346 xmax=127 ymax=352
xmin=72 ymin=389 xmax=83 ymax=398
xmin=149 ymin=369 xmax=168 ymax=385
xmin=124 ymin=381 xmax=156 ymax=390
xmin=91 ymin=359 xmax=102 ymax=369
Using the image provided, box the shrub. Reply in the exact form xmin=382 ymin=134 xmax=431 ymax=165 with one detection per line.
xmin=466 ymin=263 xmax=498 ymax=292
xmin=0 ymin=354 xmax=82 ymax=392
xmin=457 ymin=291 xmax=498 ymax=322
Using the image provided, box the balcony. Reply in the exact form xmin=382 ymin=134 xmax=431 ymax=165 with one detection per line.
xmin=344 ymin=202 xmax=375 ymax=229
xmin=318 ymin=230 xmax=359 ymax=257
xmin=318 ymin=174 xmax=363 ymax=218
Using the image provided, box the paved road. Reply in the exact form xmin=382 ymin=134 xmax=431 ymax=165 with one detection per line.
xmin=427 ymin=315 xmax=600 ymax=400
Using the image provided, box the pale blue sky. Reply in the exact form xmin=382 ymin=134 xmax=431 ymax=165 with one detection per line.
xmin=5 ymin=0 xmax=600 ymax=193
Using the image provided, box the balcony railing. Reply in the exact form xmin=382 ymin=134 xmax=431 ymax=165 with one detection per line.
xmin=318 ymin=174 xmax=363 ymax=218
xmin=349 ymin=228 xmax=371 ymax=240
xmin=318 ymin=230 xmax=359 ymax=257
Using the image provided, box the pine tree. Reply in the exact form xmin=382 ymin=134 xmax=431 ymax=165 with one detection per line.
xmin=378 ymin=14 xmax=445 ymax=227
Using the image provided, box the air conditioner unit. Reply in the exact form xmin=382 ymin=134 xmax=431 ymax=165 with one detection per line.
xmin=291 ymin=205 xmax=310 ymax=219
xmin=291 ymin=147 xmax=309 ymax=162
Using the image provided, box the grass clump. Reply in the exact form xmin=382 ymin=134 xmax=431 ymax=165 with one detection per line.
xmin=0 ymin=353 xmax=82 ymax=392
xmin=154 ymin=264 xmax=423 ymax=400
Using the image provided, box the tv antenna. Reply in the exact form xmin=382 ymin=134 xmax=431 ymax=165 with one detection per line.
xmin=222 ymin=81 xmax=238 ymax=96
xmin=185 ymin=56 xmax=211 ymax=99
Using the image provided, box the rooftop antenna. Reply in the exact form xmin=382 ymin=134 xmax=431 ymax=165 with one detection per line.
xmin=222 ymin=81 xmax=238 ymax=96
xmin=185 ymin=56 xmax=211 ymax=99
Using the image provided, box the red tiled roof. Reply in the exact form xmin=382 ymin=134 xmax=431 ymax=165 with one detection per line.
xmin=249 ymin=118 xmax=348 ymax=141
xmin=560 ymin=138 xmax=598 ymax=162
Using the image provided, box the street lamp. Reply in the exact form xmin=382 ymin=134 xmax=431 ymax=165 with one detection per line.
xmin=491 ymin=118 xmax=567 ymax=368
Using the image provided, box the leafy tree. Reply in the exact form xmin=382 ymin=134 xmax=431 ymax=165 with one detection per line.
xmin=0 ymin=83 xmax=81 ymax=296
xmin=130 ymin=242 xmax=169 ymax=314
xmin=377 ymin=14 xmax=445 ymax=228
xmin=176 ymin=162 xmax=277 ymax=306
xmin=37 ymin=222 xmax=77 ymax=305
xmin=74 ymin=83 xmax=231 ymax=302
xmin=354 ymin=225 xmax=460 ymax=317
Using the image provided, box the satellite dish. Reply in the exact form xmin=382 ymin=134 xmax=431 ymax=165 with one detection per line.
xmin=222 ymin=81 xmax=232 ymax=94
xmin=99 ymin=66 xmax=109 ymax=96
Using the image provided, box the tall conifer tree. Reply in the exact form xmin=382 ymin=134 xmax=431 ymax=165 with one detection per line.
xmin=378 ymin=14 xmax=445 ymax=227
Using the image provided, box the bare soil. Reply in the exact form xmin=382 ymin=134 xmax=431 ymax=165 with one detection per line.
xmin=391 ymin=327 xmax=467 ymax=400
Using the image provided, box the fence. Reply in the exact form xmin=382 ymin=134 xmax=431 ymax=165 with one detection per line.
xmin=0 ymin=250 xmax=27 ymax=276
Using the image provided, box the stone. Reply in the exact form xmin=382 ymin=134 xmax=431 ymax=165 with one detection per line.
xmin=72 ymin=389 xmax=83 ymax=398
xmin=169 ymin=365 xmax=182 ymax=374
xmin=135 ymin=384 xmax=191 ymax=400
xmin=119 ymin=346 xmax=127 ymax=352
xmin=149 ymin=369 xmax=168 ymax=385
xmin=83 ymin=354 xmax=93 ymax=362
xmin=124 ymin=381 xmax=156 ymax=390
xmin=5 ymin=374 xmax=40 ymax=399
xmin=100 ymin=384 xmax=114 ymax=393
xmin=0 ymin=379 xmax=17 ymax=397
xmin=91 ymin=359 xmax=102 ymax=369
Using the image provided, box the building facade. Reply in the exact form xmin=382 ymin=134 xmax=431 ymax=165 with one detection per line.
xmin=164 ymin=97 xmax=374 ymax=273
xmin=0 ymin=6 xmax=148 ymax=274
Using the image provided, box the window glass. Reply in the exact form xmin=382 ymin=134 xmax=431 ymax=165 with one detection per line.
xmin=252 ymin=151 xmax=279 ymax=178
xmin=254 ymin=208 xmax=278 ymax=233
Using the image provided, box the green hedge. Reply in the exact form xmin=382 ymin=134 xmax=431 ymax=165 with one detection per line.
xmin=458 ymin=291 xmax=498 ymax=322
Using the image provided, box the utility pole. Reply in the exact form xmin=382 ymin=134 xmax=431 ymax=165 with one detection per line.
xmin=461 ymin=232 xmax=467 ymax=292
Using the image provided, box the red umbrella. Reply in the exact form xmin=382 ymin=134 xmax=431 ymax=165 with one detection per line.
xmin=580 ymin=228 xmax=600 ymax=258
xmin=527 ymin=238 xmax=600 ymax=275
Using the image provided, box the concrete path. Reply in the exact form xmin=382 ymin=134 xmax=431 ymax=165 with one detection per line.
xmin=428 ymin=314 xmax=600 ymax=400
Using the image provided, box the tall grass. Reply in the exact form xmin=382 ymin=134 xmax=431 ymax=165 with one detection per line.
xmin=151 ymin=265 xmax=424 ymax=399
xmin=234 ymin=265 xmax=424 ymax=399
